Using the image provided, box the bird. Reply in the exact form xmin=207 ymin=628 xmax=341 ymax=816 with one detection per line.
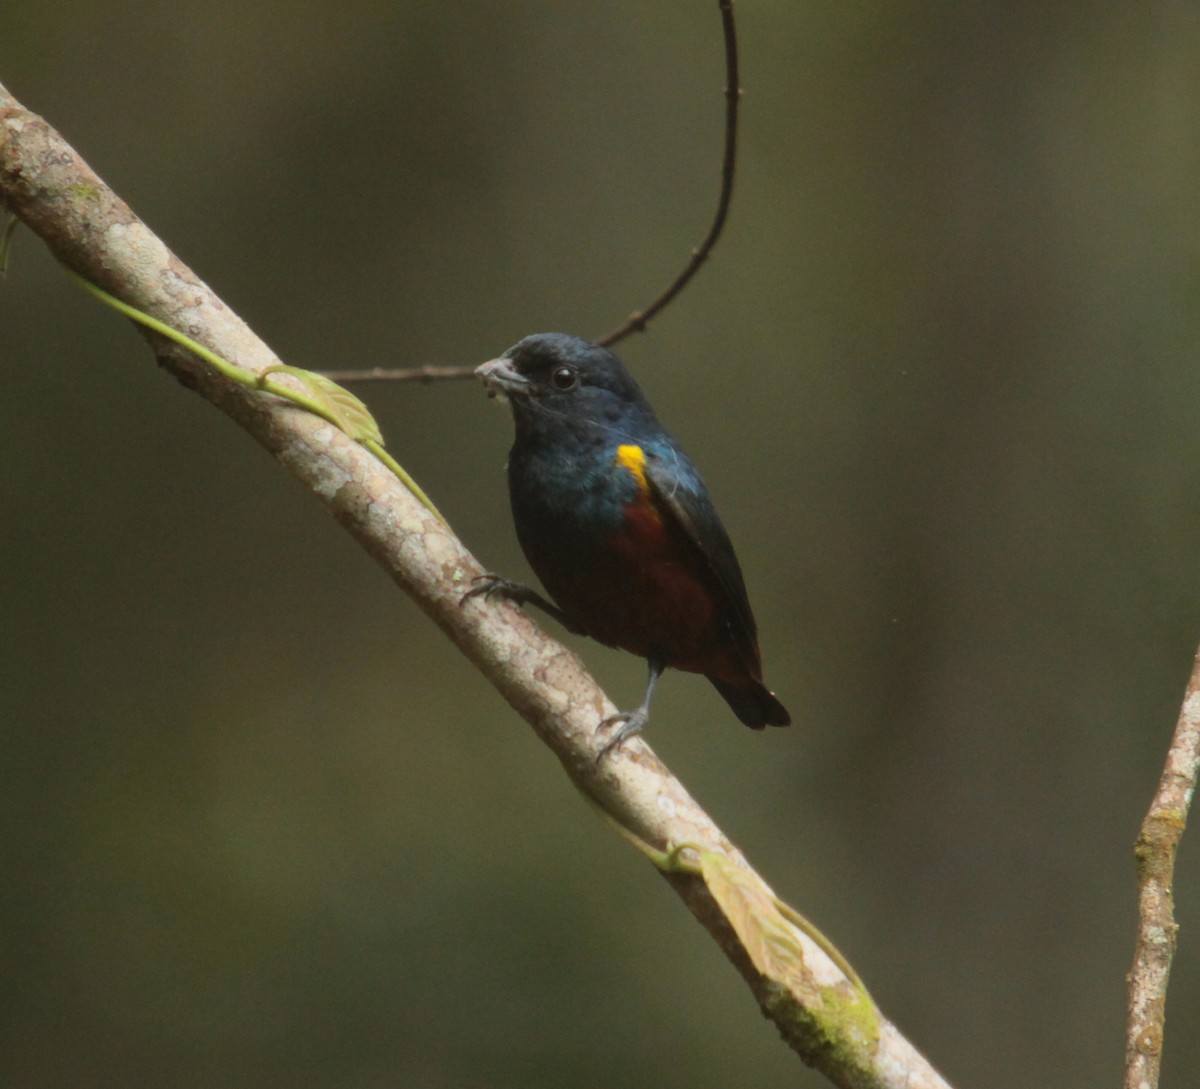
xmin=465 ymin=332 xmax=789 ymax=756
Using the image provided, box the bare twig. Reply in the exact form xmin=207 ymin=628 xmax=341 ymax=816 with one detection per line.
xmin=1125 ymin=650 xmax=1200 ymax=1089
xmin=315 ymin=364 xmax=477 ymax=384
xmin=596 ymin=0 xmax=741 ymax=347
xmin=1 ymin=81 xmax=953 ymax=1089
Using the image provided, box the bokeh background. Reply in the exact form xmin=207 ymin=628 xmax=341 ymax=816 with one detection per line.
xmin=4 ymin=3 xmax=1199 ymax=1087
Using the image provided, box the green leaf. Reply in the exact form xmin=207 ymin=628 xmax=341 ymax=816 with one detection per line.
xmin=260 ymin=364 xmax=383 ymax=446
xmin=693 ymin=848 xmax=812 ymax=993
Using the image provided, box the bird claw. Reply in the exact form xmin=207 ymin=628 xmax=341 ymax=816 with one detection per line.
xmin=595 ymin=708 xmax=649 ymax=761
xmin=460 ymin=574 xmax=528 ymax=607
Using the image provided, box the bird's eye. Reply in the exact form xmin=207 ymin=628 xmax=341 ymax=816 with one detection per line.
xmin=550 ymin=365 xmax=579 ymax=391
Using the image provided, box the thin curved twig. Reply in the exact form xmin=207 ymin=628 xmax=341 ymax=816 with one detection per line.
xmin=315 ymin=364 xmax=477 ymax=383
xmin=1125 ymin=649 xmax=1200 ymax=1089
xmin=328 ymin=0 xmax=742 ymax=385
xmin=596 ymin=0 xmax=741 ymax=347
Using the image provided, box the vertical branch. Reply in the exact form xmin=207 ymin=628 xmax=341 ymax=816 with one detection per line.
xmin=1125 ymin=649 xmax=1200 ymax=1089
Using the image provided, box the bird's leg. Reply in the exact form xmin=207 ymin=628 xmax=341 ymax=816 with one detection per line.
xmin=461 ymin=574 xmax=582 ymax=633
xmin=596 ymin=658 xmax=665 ymax=760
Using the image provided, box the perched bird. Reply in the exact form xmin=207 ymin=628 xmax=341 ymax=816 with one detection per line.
xmin=466 ymin=332 xmax=789 ymax=755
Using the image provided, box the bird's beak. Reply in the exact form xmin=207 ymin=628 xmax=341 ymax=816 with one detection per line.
xmin=475 ymin=356 xmax=531 ymax=399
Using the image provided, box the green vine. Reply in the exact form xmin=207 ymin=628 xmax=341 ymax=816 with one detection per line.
xmin=63 ymin=265 xmax=446 ymax=525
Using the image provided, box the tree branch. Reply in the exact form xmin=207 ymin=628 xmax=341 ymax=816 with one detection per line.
xmin=0 ymin=80 xmax=951 ymax=1089
xmin=1125 ymin=650 xmax=1200 ymax=1089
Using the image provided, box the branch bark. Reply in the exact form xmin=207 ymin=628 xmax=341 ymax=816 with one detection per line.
xmin=1125 ymin=651 xmax=1200 ymax=1089
xmin=0 ymin=80 xmax=951 ymax=1089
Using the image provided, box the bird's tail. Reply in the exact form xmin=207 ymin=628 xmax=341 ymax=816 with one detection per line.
xmin=708 ymin=677 xmax=791 ymax=730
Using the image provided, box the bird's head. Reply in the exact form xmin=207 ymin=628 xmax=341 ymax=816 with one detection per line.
xmin=476 ymin=333 xmax=656 ymax=438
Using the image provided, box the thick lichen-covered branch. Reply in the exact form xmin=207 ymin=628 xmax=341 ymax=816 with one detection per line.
xmin=1 ymin=79 xmax=951 ymax=1089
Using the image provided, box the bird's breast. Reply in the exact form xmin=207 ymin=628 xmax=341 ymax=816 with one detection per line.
xmin=509 ymin=436 xmax=642 ymax=535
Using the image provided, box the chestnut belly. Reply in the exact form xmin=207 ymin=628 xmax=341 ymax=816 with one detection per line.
xmin=528 ymin=504 xmax=752 ymax=682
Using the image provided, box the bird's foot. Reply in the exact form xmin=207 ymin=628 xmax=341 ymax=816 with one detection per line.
xmin=459 ymin=574 xmax=533 ymax=607
xmin=595 ymin=707 xmax=649 ymax=761
xmin=461 ymin=575 xmax=579 ymax=632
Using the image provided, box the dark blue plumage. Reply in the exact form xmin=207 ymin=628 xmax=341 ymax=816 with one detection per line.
xmin=468 ymin=332 xmax=789 ymax=754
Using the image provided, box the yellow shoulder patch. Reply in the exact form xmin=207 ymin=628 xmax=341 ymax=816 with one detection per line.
xmin=615 ymin=444 xmax=650 ymax=491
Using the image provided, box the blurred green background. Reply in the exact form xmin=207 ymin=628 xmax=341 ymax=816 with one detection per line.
xmin=3 ymin=3 xmax=1199 ymax=1087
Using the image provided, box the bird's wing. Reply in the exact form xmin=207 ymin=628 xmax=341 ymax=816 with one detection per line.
xmin=642 ymin=449 xmax=762 ymax=673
